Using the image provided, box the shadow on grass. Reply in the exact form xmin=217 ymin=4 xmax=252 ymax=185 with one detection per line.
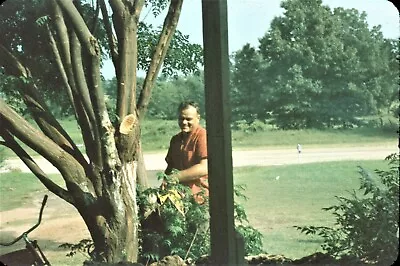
xmin=297 ymin=238 xmax=324 ymax=244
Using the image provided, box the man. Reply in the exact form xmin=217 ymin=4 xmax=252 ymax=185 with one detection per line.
xmin=165 ymin=101 xmax=209 ymax=199
xmin=297 ymin=143 xmax=302 ymax=154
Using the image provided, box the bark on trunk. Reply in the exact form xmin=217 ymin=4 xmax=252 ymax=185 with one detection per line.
xmin=136 ymin=141 xmax=149 ymax=189
xmin=76 ymin=162 xmax=139 ymax=262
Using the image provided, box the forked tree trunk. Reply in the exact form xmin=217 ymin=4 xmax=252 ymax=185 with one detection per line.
xmin=0 ymin=0 xmax=184 ymax=263
xmin=77 ymin=163 xmax=139 ymax=262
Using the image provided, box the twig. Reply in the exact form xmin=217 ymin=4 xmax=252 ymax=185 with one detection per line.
xmin=184 ymin=227 xmax=199 ymax=261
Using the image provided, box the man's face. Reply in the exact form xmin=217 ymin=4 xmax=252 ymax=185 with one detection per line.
xmin=178 ymin=106 xmax=200 ymax=133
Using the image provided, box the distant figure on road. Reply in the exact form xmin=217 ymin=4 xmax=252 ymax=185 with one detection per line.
xmin=297 ymin=144 xmax=302 ymax=163
xmin=297 ymin=144 xmax=302 ymax=154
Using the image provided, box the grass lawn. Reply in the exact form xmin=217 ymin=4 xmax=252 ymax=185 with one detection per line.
xmin=0 ymin=159 xmax=391 ymax=264
xmin=233 ymin=159 xmax=390 ymax=259
xmin=141 ymin=119 xmax=398 ymax=151
xmin=0 ymin=173 xmax=66 ymax=212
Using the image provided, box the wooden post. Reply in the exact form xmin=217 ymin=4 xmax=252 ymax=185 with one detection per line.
xmin=201 ymin=0 xmax=245 ymax=264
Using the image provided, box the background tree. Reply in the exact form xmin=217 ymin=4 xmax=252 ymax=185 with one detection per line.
xmin=0 ymin=0 xmax=202 ymax=263
xmin=230 ymin=44 xmax=270 ymax=122
xmin=147 ymin=74 xmax=205 ymax=119
xmin=104 ymin=74 xmax=204 ymax=120
xmin=231 ymin=0 xmax=398 ymax=129
xmin=260 ymin=0 xmax=398 ymax=129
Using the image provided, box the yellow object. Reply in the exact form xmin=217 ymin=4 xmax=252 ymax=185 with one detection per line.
xmin=157 ymin=189 xmax=185 ymax=216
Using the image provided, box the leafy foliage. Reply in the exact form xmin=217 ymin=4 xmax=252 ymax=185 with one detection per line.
xmin=137 ymin=172 xmax=263 ymax=263
xmin=230 ymin=44 xmax=269 ymax=122
xmin=230 ymin=0 xmax=398 ymax=129
xmin=146 ymin=75 xmax=205 ymax=120
xmin=231 ymin=119 xmax=272 ymax=133
xmin=59 ymin=239 xmax=95 ymax=259
xmin=0 ymin=73 xmax=28 ymax=116
xmin=138 ymin=172 xmax=210 ymax=263
xmin=137 ymin=22 xmax=203 ymax=77
xmin=233 ymin=184 xmax=264 ymax=256
xmin=295 ymin=154 xmax=399 ymax=264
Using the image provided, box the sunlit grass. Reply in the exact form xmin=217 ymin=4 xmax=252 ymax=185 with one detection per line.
xmin=0 ymin=173 xmax=65 ymax=211
xmin=233 ymin=159 xmax=390 ymax=259
xmin=0 ymin=159 xmax=391 ymax=263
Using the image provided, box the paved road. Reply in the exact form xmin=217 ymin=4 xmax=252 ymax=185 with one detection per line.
xmin=2 ymin=144 xmax=397 ymax=173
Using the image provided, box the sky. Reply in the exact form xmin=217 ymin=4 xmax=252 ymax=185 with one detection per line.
xmin=102 ymin=0 xmax=399 ymax=79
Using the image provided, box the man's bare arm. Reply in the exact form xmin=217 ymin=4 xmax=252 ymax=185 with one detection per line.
xmin=172 ymin=159 xmax=208 ymax=183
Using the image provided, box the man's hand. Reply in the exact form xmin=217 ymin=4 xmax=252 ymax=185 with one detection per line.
xmin=161 ymin=172 xmax=180 ymax=189
xmin=169 ymin=174 xmax=180 ymax=184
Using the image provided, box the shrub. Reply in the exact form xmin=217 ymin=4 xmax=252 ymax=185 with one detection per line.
xmin=138 ymin=172 xmax=263 ymax=263
xmin=231 ymin=119 xmax=271 ymax=133
xmin=138 ymin=173 xmax=210 ymax=263
xmin=295 ymin=154 xmax=399 ymax=264
xmin=233 ymin=184 xmax=263 ymax=256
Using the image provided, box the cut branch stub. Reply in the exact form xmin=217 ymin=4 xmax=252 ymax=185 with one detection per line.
xmin=119 ymin=114 xmax=137 ymax=135
xmin=117 ymin=114 xmax=140 ymax=164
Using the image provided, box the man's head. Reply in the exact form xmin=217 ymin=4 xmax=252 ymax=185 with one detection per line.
xmin=178 ymin=101 xmax=201 ymax=133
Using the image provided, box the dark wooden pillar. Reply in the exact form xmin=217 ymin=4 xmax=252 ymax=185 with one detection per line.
xmin=201 ymin=0 xmax=245 ymax=264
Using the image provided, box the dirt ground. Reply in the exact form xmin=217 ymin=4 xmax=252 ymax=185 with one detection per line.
xmin=0 ymin=143 xmax=397 ymax=265
xmin=0 ymin=192 xmax=91 ymax=265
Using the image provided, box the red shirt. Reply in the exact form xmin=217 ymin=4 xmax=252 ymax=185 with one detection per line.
xmin=165 ymin=126 xmax=208 ymax=196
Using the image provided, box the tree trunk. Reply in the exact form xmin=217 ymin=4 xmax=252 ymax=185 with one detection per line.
xmin=76 ymin=163 xmax=139 ymax=262
xmin=0 ymin=0 xmax=185 ymax=263
xmin=136 ymin=141 xmax=149 ymax=189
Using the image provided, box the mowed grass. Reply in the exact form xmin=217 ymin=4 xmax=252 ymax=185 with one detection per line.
xmin=231 ymin=127 xmax=397 ymax=149
xmin=0 ymin=159 xmax=391 ymax=263
xmin=233 ymin=159 xmax=390 ymax=259
xmin=141 ymin=119 xmax=398 ymax=151
xmin=0 ymin=173 xmax=65 ymax=212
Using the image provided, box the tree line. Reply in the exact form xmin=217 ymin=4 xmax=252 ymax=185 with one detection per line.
xmin=104 ymin=0 xmax=398 ymax=129
xmin=230 ymin=0 xmax=398 ymax=129
xmin=2 ymin=0 xmax=398 ymax=130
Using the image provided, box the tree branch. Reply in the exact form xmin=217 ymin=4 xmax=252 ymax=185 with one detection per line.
xmin=46 ymin=23 xmax=76 ymax=112
xmin=99 ymin=0 xmax=118 ymax=67
xmin=137 ymin=0 xmax=183 ymax=120
xmin=0 ymin=129 xmax=74 ymax=205
xmin=0 ymin=44 xmax=31 ymax=77
xmin=48 ymin=1 xmax=103 ymax=166
xmin=0 ymin=43 xmax=88 ymax=168
xmin=0 ymin=99 xmax=95 ymax=196
xmin=89 ymin=0 xmax=101 ymax=34
xmin=70 ymin=32 xmax=96 ymax=127
xmin=109 ymin=0 xmax=145 ymax=120
xmin=70 ymin=30 xmax=103 ymax=165
xmin=55 ymin=0 xmax=120 ymax=171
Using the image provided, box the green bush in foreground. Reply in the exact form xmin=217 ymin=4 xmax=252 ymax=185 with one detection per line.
xmin=295 ymin=154 xmax=399 ymax=264
xmin=137 ymin=172 xmax=263 ymax=264
xmin=60 ymin=174 xmax=263 ymax=264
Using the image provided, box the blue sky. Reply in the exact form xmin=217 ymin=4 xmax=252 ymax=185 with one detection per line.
xmin=102 ymin=0 xmax=399 ymax=79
